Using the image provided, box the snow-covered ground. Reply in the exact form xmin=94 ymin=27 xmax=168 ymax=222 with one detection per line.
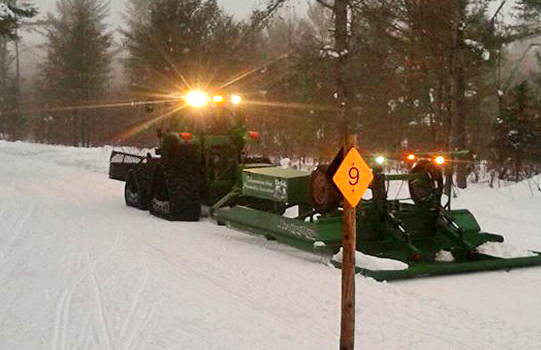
xmin=1 ymin=140 xmax=541 ymax=350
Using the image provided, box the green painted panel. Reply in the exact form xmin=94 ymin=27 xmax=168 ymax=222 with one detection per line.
xmin=245 ymin=167 xmax=311 ymax=179
xmin=242 ymin=167 xmax=311 ymax=204
xmin=215 ymin=206 xmax=343 ymax=250
xmin=450 ymin=209 xmax=481 ymax=233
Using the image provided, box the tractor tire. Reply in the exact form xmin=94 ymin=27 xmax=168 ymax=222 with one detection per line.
xmin=125 ymin=167 xmax=150 ymax=210
xmin=408 ymin=160 xmax=444 ymax=208
xmin=310 ymin=164 xmax=341 ymax=214
xmin=149 ymin=160 xmax=201 ymax=221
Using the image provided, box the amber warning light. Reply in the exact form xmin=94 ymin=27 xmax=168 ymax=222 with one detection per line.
xmin=212 ymin=95 xmax=224 ymax=103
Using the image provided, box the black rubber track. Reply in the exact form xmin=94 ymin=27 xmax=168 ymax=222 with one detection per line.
xmin=149 ymin=157 xmax=201 ymax=221
xmin=125 ymin=166 xmax=150 ymax=210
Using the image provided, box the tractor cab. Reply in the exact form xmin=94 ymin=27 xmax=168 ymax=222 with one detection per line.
xmin=156 ymin=91 xmax=266 ymax=206
xmin=158 ymin=91 xmax=250 ymax=154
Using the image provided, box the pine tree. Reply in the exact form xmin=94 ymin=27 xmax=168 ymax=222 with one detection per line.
xmin=38 ymin=0 xmax=112 ymax=146
xmin=514 ymin=0 xmax=541 ymax=38
xmin=0 ymin=1 xmax=37 ymax=139
xmin=122 ymin=0 xmax=245 ymax=95
xmin=0 ymin=35 xmax=15 ymax=138
xmin=0 ymin=1 xmax=37 ymax=39
xmin=492 ymin=81 xmax=541 ymax=180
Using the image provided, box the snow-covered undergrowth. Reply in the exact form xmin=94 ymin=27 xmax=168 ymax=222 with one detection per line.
xmin=435 ymin=250 xmax=455 ymax=262
xmin=1 ymin=140 xmax=541 ymax=350
xmin=0 ymin=3 xmax=15 ymax=21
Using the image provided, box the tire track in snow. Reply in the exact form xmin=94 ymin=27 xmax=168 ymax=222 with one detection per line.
xmin=394 ymin=320 xmax=482 ymax=350
xmin=0 ymin=202 xmax=37 ymax=323
xmin=50 ymin=230 xmax=122 ymax=350
xmin=0 ymin=201 xmax=36 ymax=262
xmin=91 ymin=265 xmax=116 ymax=350
xmin=145 ymin=241 xmax=331 ymax=344
xmin=387 ymin=298 xmax=535 ymax=350
xmin=123 ymin=304 xmax=156 ymax=350
xmin=72 ymin=312 xmax=92 ymax=350
xmin=119 ymin=249 xmax=150 ymax=350
xmin=89 ymin=246 xmax=155 ymax=350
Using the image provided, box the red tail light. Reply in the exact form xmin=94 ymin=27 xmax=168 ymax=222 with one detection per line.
xmin=179 ymin=132 xmax=193 ymax=141
xmin=248 ymin=131 xmax=261 ymax=141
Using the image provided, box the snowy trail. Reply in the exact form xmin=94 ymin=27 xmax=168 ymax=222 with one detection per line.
xmin=1 ymin=140 xmax=541 ymax=349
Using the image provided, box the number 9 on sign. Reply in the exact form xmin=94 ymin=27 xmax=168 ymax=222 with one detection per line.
xmin=332 ymin=147 xmax=374 ymax=207
xmin=348 ymin=166 xmax=359 ymax=186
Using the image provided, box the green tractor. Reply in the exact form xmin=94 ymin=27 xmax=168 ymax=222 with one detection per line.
xmin=110 ymin=90 xmax=541 ymax=281
xmin=109 ymin=91 xmax=270 ymax=221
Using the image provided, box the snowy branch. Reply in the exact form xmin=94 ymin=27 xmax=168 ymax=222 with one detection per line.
xmin=315 ymin=0 xmax=334 ymax=11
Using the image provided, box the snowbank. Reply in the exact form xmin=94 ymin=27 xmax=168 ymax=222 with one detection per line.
xmin=477 ymin=242 xmax=538 ymax=259
xmin=0 ymin=140 xmax=153 ymax=175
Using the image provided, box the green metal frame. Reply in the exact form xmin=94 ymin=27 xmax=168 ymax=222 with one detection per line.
xmin=332 ymin=253 xmax=541 ymax=281
xmin=212 ymin=166 xmax=541 ymax=281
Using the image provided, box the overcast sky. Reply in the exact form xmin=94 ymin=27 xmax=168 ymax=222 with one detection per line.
xmin=31 ymin=0 xmax=514 ymax=25
xmin=34 ymin=0 xmax=265 ymax=23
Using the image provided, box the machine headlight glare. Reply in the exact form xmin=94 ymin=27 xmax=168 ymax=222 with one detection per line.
xmin=231 ymin=95 xmax=242 ymax=105
xmin=375 ymin=156 xmax=385 ymax=165
xmin=186 ymin=91 xmax=208 ymax=107
xmin=212 ymin=95 xmax=224 ymax=102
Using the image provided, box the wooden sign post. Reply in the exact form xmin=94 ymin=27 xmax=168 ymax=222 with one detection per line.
xmin=333 ymin=146 xmax=374 ymax=350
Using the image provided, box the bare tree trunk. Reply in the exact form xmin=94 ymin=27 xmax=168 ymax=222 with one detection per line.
xmin=12 ymin=37 xmax=22 ymax=139
xmin=81 ymin=109 xmax=86 ymax=147
xmin=450 ymin=0 xmax=468 ymax=189
xmin=0 ymin=38 xmax=7 ymax=135
xmin=332 ymin=2 xmax=357 ymax=350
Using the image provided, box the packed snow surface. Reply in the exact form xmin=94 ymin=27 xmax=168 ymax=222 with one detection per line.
xmin=332 ymin=248 xmax=409 ymax=271
xmin=1 ymin=140 xmax=541 ymax=349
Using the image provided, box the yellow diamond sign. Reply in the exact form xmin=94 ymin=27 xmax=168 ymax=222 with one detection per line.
xmin=332 ymin=148 xmax=374 ymax=207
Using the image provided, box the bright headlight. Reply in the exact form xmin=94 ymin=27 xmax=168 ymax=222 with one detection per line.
xmin=375 ymin=156 xmax=385 ymax=165
xmin=231 ymin=95 xmax=242 ymax=105
xmin=185 ymin=91 xmax=208 ymax=107
xmin=435 ymin=156 xmax=445 ymax=165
